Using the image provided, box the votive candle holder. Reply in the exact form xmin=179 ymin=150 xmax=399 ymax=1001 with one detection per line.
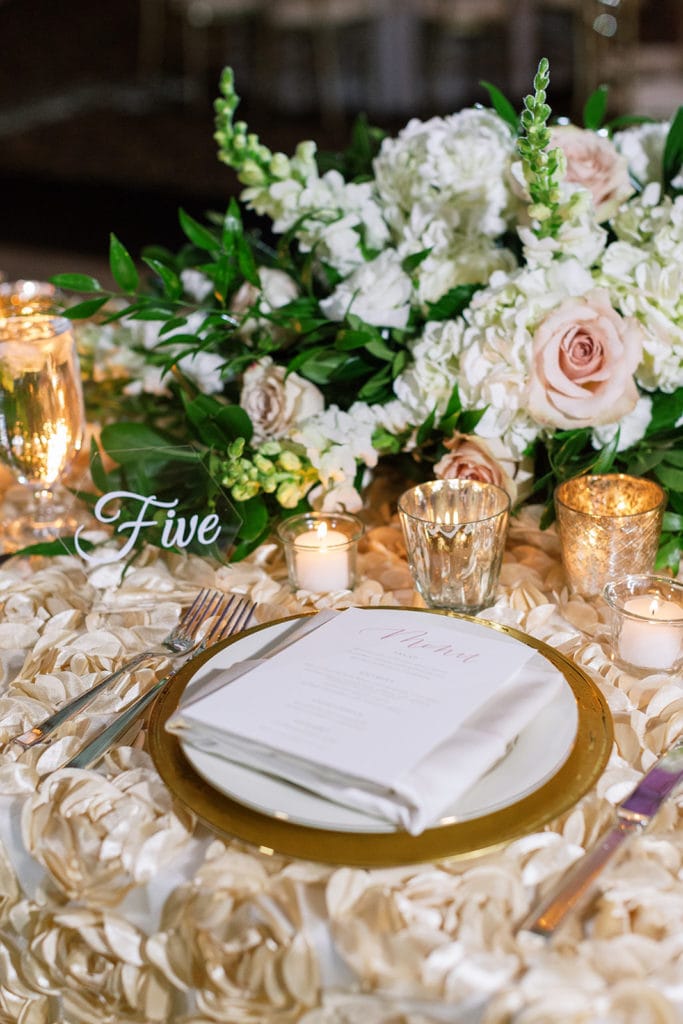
xmin=277 ymin=511 xmax=364 ymax=593
xmin=397 ymin=478 xmax=510 ymax=614
xmin=554 ymin=474 xmax=665 ymax=597
xmin=603 ymin=575 xmax=683 ymax=675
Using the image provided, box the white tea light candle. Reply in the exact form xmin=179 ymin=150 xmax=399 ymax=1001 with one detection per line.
xmin=604 ymin=575 xmax=683 ymax=674
xmin=278 ymin=512 xmax=364 ymax=593
xmin=293 ymin=521 xmax=351 ymax=592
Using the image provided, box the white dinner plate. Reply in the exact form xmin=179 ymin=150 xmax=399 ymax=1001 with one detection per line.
xmin=175 ymin=611 xmax=579 ymax=834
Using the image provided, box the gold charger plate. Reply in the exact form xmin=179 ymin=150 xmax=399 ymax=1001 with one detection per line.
xmin=148 ymin=607 xmax=613 ymax=867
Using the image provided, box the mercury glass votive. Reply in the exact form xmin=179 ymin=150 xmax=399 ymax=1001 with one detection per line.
xmin=554 ymin=474 xmax=665 ymax=597
xmin=277 ymin=512 xmax=364 ymax=593
xmin=397 ymin=479 xmax=510 ymax=614
xmin=603 ymin=575 xmax=683 ymax=674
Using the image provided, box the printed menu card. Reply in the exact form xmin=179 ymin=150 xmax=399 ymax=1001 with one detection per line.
xmin=167 ymin=608 xmax=566 ymax=834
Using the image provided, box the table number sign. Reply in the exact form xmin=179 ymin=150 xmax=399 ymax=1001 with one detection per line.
xmin=67 ymin=439 xmax=244 ymax=564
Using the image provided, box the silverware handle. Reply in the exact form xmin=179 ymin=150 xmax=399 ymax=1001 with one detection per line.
xmin=65 ymin=676 xmax=168 ymax=770
xmin=518 ymin=820 xmax=641 ymax=937
xmin=13 ymin=651 xmax=155 ymax=749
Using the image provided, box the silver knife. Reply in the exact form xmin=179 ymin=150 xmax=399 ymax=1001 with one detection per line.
xmin=518 ymin=736 xmax=683 ymax=938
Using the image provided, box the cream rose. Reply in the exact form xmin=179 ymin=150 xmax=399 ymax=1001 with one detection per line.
xmin=528 ymin=289 xmax=643 ymax=429
xmin=240 ymin=356 xmax=324 ymax=443
xmin=434 ymin=433 xmax=521 ymax=504
xmin=551 ymin=125 xmax=633 ymax=221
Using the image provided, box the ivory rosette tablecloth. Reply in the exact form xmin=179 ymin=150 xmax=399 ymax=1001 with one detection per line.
xmin=0 ymin=505 xmax=681 ymax=1024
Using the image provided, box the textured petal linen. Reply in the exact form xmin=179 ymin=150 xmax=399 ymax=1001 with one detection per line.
xmin=0 ymin=511 xmax=681 ymax=1022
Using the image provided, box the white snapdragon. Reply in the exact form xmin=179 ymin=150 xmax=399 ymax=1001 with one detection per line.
xmin=319 ymin=250 xmax=413 ymax=329
xmin=294 ymin=403 xmax=379 ymax=510
xmin=245 ymin=161 xmax=390 ymax=277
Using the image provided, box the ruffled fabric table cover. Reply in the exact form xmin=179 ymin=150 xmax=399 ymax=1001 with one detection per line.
xmin=0 ymin=504 xmax=681 ymax=1024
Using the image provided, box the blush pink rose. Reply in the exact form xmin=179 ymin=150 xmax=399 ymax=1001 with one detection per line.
xmin=434 ymin=433 xmax=520 ymax=503
xmin=528 ymin=289 xmax=643 ymax=430
xmin=551 ymin=125 xmax=633 ymax=221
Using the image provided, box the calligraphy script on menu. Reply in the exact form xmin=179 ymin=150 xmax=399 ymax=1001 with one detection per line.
xmin=74 ymin=490 xmax=222 ymax=562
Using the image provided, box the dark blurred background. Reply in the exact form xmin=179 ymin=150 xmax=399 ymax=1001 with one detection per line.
xmin=0 ymin=0 xmax=681 ymax=280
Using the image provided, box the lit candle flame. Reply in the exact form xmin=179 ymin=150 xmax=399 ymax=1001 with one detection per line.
xmin=316 ymin=521 xmax=329 ymax=547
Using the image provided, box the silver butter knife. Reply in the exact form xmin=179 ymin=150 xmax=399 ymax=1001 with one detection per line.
xmin=519 ymin=737 xmax=683 ymax=937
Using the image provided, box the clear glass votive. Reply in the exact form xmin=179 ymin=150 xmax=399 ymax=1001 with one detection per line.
xmin=603 ymin=575 xmax=683 ymax=674
xmin=397 ymin=479 xmax=510 ymax=614
xmin=277 ymin=512 xmax=364 ymax=593
xmin=555 ymin=474 xmax=665 ymax=597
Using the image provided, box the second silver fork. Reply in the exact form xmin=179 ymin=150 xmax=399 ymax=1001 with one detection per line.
xmin=65 ymin=593 xmax=255 ymax=770
xmin=13 ymin=588 xmax=246 ymax=750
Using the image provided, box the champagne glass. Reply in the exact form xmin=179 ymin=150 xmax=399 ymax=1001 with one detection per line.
xmin=0 ymin=279 xmax=62 ymax=315
xmin=0 ymin=314 xmax=86 ymax=548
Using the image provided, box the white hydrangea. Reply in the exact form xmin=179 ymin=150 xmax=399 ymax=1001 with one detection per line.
xmin=613 ymin=121 xmax=670 ymax=187
xmin=319 ymin=250 xmax=413 ymax=329
xmin=373 ymin=108 xmax=519 ymax=242
xmin=599 ymin=194 xmax=683 ymax=392
xmin=592 ymin=395 xmax=653 ymax=451
xmin=406 ymin=233 xmax=518 ymax=307
xmin=392 ymin=319 xmax=466 ymax=422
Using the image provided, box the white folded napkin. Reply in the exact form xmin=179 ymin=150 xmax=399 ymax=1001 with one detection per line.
xmin=166 ymin=608 xmax=568 ymax=835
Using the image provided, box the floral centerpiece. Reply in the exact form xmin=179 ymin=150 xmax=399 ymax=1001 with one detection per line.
xmin=58 ymin=59 xmax=682 ymax=567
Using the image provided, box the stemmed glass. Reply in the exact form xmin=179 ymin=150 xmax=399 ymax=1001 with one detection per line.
xmin=0 ymin=314 xmax=86 ymax=548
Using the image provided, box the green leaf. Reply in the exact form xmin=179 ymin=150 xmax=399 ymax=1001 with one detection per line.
xmin=663 ymin=107 xmax=683 ymax=191
xmin=109 ymin=234 xmax=139 ymax=293
xmin=647 ymin=385 xmax=683 ymax=430
xmin=100 ymin=422 xmax=200 ymax=464
xmin=591 ymin=432 xmax=619 ymax=474
xmin=12 ymin=535 xmax=95 ymax=558
xmin=663 ymin=511 xmax=683 ymax=531
xmin=656 ymin=463 xmax=683 ymax=490
xmin=401 ymin=248 xmax=432 ymax=273
xmin=234 ymin=494 xmax=269 ymax=542
xmin=143 ymin=257 xmax=182 ymax=300
xmin=416 ymin=408 xmax=436 ymax=447
xmin=479 ymin=80 xmax=519 ymax=132
xmin=89 ymin=436 xmax=109 ymax=492
xmin=365 ymin=337 xmax=395 ymax=362
xmin=458 ymin=408 xmax=487 ymax=434
xmin=61 ymin=296 xmax=110 ymax=320
xmin=179 ymin=208 xmax=219 ymax=252
xmin=50 ymin=272 xmax=102 ymax=293
xmin=426 ymin=284 xmax=480 ymax=321
xmin=215 ymin=403 xmax=254 ymax=442
xmin=655 ymin=535 xmax=681 ymax=574
xmin=583 ymin=84 xmax=609 ymax=131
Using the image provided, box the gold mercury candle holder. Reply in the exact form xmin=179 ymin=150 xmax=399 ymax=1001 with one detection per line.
xmin=554 ymin=474 xmax=666 ymax=597
xmin=603 ymin=574 xmax=683 ymax=675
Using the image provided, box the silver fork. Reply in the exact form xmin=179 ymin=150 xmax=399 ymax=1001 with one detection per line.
xmin=64 ymin=593 xmax=255 ymax=770
xmin=14 ymin=589 xmax=249 ymax=750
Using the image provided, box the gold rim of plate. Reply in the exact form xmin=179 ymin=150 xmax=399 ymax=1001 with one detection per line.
xmin=148 ymin=607 xmax=613 ymax=867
